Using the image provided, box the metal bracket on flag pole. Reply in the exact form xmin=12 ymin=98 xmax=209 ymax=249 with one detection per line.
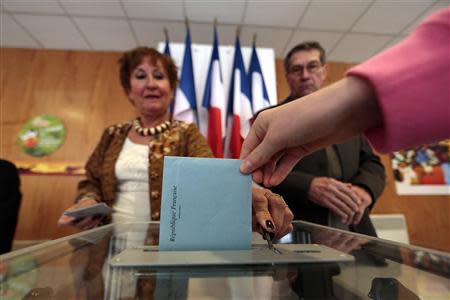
xmin=213 ymin=18 xmax=218 ymax=30
xmin=164 ymin=27 xmax=169 ymax=41
xmin=253 ymin=33 xmax=257 ymax=46
xmin=185 ymin=17 xmax=190 ymax=31
xmin=236 ymin=25 xmax=241 ymax=38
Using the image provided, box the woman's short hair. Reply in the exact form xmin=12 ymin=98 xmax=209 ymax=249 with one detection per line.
xmin=118 ymin=47 xmax=178 ymax=93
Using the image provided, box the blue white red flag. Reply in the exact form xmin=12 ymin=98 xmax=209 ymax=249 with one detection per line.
xmin=202 ymin=29 xmax=226 ymax=158
xmin=249 ymin=42 xmax=270 ymax=114
xmin=225 ymin=37 xmax=252 ymax=158
xmin=172 ymin=30 xmax=198 ymax=124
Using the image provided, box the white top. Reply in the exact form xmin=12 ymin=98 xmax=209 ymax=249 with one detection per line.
xmin=113 ymin=138 xmax=150 ymax=223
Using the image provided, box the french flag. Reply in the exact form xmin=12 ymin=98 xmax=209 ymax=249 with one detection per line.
xmin=202 ymin=29 xmax=226 ymax=158
xmin=225 ymin=37 xmax=252 ymax=159
xmin=172 ymin=30 xmax=198 ymax=124
xmin=249 ymin=41 xmax=270 ymax=114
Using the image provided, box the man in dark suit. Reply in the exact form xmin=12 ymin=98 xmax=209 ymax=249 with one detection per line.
xmin=271 ymin=41 xmax=385 ymax=235
xmin=0 ymin=159 xmax=22 ymax=253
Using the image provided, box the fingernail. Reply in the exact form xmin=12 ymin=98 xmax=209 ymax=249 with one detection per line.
xmin=240 ymin=160 xmax=251 ymax=173
xmin=266 ymin=220 xmax=274 ymax=230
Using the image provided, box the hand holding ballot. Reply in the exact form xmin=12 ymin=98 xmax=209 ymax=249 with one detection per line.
xmin=58 ymin=197 xmax=110 ymax=230
xmin=251 ymin=187 xmax=293 ymax=240
xmin=239 ymin=8 xmax=450 ymax=186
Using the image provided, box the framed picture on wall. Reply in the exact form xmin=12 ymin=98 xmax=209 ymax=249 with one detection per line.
xmin=17 ymin=115 xmax=65 ymax=157
xmin=391 ymin=140 xmax=450 ymax=195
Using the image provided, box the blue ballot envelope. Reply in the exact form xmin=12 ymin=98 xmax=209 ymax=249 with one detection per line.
xmin=159 ymin=156 xmax=252 ymax=251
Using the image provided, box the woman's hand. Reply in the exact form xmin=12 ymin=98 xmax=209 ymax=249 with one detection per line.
xmin=252 ymin=187 xmax=293 ymax=240
xmin=57 ymin=198 xmax=106 ymax=231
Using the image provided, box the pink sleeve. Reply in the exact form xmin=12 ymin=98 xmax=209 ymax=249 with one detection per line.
xmin=346 ymin=8 xmax=450 ymax=152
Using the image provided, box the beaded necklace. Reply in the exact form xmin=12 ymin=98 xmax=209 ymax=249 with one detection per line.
xmin=132 ymin=118 xmax=171 ymax=136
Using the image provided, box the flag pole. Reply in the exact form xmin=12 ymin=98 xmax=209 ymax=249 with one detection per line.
xmin=185 ymin=17 xmax=190 ymax=31
xmin=179 ymin=17 xmax=199 ymax=124
xmin=164 ymin=27 xmax=169 ymax=42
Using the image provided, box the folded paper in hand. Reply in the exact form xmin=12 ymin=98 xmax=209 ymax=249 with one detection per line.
xmin=64 ymin=203 xmax=112 ymax=218
xmin=159 ymin=156 xmax=252 ymax=251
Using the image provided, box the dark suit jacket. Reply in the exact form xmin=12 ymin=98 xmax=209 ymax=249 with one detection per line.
xmin=0 ymin=159 xmax=22 ymax=253
xmin=269 ymin=97 xmax=386 ymax=236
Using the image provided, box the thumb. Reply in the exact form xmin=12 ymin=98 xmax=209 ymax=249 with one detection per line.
xmin=240 ymin=137 xmax=279 ymax=174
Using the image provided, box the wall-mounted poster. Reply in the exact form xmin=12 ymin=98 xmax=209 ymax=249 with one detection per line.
xmin=391 ymin=140 xmax=450 ymax=195
xmin=17 ymin=115 xmax=65 ymax=157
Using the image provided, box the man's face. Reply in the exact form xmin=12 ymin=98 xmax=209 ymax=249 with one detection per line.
xmin=285 ymin=49 xmax=327 ymax=98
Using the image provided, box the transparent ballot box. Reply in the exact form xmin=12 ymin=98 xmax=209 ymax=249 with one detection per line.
xmin=1 ymin=221 xmax=449 ymax=299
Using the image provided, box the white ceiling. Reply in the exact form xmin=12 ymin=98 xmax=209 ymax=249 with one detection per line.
xmin=1 ymin=0 xmax=448 ymax=63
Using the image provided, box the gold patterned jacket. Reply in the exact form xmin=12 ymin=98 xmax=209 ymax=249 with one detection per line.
xmin=76 ymin=120 xmax=212 ymax=221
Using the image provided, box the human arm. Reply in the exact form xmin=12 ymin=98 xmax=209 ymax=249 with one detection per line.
xmin=271 ymin=160 xmax=361 ymax=225
xmin=240 ymin=8 xmax=450 ymax=186
xmin=240 ymin=76 xmax=380 ymax=186
xmin=58 ymin=129 xmax=112 ymax=229
xmin=347 ymin=8 xmax=450 ymax=152
xmin=350 ymin=138 xmax=386 ymax=202
xmin=350 ymin=137 xmax=386 ymax=205
xmin=308 ymin=177 xmax=362 ymax=225
xmin=0 ymin=160 xmax=21 ymax=204
xmin=283 ymin=139 xmax=384 ymax=225
xmin=331 ymin=137 xmax=383 ymax=224
xmin=0 ymin=160 xmax=22 ymax=253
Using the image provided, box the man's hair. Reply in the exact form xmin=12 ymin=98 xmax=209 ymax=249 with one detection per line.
xmin=284 ymin=41 xmax=326 ymax=73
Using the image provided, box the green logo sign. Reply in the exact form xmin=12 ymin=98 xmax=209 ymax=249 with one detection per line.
xmin=18 ymin=115 xmax=66 ymax=157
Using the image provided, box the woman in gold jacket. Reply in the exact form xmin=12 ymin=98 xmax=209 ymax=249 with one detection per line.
xmin=58 ymin=47 xmax=293 ymax=239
